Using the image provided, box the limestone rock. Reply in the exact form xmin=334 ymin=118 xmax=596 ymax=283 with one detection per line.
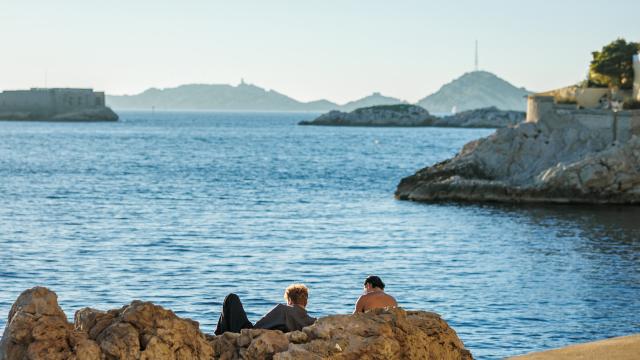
xmin=0 ymin=287 xmax=101 ymax=360
xmin=209 ymin=307 xmax=473 ymax=360
xmin=77 ymin=300 xmax=213 ymax=360
xmin=2 ymin=289 xmax=473 ymax=360
xmin=299 ymin=104 xmax=437 ymax=127
xmin=396 ymin=117 xmax=640 ymax=204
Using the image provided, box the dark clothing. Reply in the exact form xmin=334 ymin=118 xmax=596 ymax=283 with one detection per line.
xmin=215 ymin=293 xmax=316 ymax=334
xmin=254 ymin=304 xmax=316 ymax=332
xmin=214 ymin=293 xmax=253 ymax=335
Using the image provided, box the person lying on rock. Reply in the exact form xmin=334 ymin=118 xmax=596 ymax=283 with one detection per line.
xmin=214 ymin=283 xmax=316 ymax=335
xmin=354 ymin=275 xmax=398 ymax=313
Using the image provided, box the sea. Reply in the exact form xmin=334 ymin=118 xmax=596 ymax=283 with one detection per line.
xmin=1 ymin=111 xmax=639 ymax=359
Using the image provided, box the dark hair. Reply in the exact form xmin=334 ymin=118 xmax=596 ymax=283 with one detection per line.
xmin=364 ymin=275 xmax=385 ymax=290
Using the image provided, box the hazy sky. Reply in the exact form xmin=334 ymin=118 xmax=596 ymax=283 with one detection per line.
xmin=1 ymin=0 xmax=639 ymax=103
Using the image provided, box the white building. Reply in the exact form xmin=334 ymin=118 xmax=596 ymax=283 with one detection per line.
xmin=633 ymin=53 xmax=640 ymax=102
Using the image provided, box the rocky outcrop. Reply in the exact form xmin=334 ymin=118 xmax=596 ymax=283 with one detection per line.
xmin=0 ymin=107 xmax=118 ymax=122
xmin=0 ymin=287 xmax=101 ymax=360
xmin=210 ymin=308 xmax=472 ymax=359
xmin=434 ymin=107 xmax=525 ymax=128
xmin=300 ymin=105 xmax=523 ymax=128
xmin=396 ymin=119 xmax=640 ymax=204
xmin=1 ymin=287 xmax=473 ymax=360
xmin=299 ymin=104 xmax=437 ymax=127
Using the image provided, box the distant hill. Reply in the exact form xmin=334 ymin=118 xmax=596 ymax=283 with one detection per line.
xmin=107 ymin=83 xmax=339 ymax=111
xmin=340 ymin=92 xmax=405 ymax=112
xmin=416 ymin=71 xmax=531 ymax=113
xmin=107 ymin=71 xmax=531 ymax=112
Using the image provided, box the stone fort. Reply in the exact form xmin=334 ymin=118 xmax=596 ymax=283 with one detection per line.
xmin=0 ymin=88 xmax=107 ymax=118
xmin=526 ymin=53 xmax=640 ymax=144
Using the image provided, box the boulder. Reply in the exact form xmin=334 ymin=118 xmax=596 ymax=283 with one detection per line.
xmin=0 ymin=287 xmax=101 ymax=360
xmin=396 ymin=118 xmax=640 ymax=204
xmin=76 ymin=301 xmax=213 ymax=360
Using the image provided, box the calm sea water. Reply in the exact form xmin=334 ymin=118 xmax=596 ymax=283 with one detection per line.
xmin=1 ymin=111 xmax=639 ymax=359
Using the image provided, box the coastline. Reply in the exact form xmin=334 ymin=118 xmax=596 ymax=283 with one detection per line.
xmin=508 ymin=334 xmax=640 ymax=359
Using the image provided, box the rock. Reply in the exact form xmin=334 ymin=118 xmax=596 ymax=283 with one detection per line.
xmin=434 ymin=107 xmax=525 ymax=128
xmin=2 ymin=289 xmax=473 ymax=359
xmin=299 ymin=104 xmax=437 ymax=127
xmin=50 ymin=107 xmax=119 ymax=121
xmin=0 ymin=107 xmax=118 ymax=122
xmin=0 ymin=287 xmax=101 ymax=360
xmin=210 ymin=307 xmax=473 ymax=360
xmin=396 ymin=117 xmax=640 ymax=204
xmin=78 ymin=300 xmax=214 ymax=360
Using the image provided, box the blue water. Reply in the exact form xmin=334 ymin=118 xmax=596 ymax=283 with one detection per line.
xmin=1 ymin=111 xmax=639 ymax=359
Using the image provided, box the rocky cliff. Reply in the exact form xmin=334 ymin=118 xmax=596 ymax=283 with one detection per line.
xmin=299 ymin=104 xmax=437 ymax=127
xmin=0 ymin=287 xmax=473 ymax=360
xmin=396 ymin=118 xmax=640 ymax=204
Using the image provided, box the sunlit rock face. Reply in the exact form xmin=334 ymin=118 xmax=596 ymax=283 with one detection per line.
xmin=0 ymin=287 xmax=101 ymax=360
xmin=396 ymin=118 xmax=640 ymax=204
xmin=1 ymin=287 xmax=473 ymax=360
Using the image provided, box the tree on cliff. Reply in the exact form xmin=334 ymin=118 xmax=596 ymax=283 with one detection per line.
xmin=589 ymin=38 xmax=640 ymax=89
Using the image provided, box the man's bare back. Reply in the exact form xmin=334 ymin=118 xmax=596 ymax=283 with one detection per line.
xmin=354 ymin=290 xmax=398 ymax=313
xmin=354 ymin=276 xmax=397 ymax=313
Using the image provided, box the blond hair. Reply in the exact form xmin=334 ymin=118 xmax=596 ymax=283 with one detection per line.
xmin=284 ymin=284 xmax=309 ymax=305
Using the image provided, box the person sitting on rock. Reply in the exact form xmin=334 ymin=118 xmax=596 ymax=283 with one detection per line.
xmin=354 ymin=275 xmax=398 ymax=313
xmin=214 ymin=283 xmax=316 ymax=334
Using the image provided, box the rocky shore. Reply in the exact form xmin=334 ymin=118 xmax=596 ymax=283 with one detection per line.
xmin=395 ymin=118 xmax=640 ymax=204
xmin=299 ymin=105 xmax=524 ymax=128
xmin=0 ymin=107 xmax=118 ymax=122
xmin=0 ymin=287 xmax=473 ymax=360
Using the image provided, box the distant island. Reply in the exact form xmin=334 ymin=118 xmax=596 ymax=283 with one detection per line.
xmin=417 ymin=71 xmax=531 ymax=112
xmin=299 ymin=104 xmax=524 ymax=128
xmin=0 ymin=88 xmax=118 ymax=121
xmin=106 ymin=71 xmax=530 ymax=112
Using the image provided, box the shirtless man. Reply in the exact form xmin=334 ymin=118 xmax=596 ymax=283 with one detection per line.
xmin=354 ymin=275 xmax=398 ymax=313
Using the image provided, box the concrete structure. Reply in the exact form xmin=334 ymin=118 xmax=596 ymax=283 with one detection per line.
xmin=527 ymin=95 xmax=640 ymax=144
xmin=0 ymin=88 xmax=117 ymax=121
xmin=634 ymin=53 xmax=640 ymax=102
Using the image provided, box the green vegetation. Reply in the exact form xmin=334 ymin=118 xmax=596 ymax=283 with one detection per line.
xmin=589 ymin=38 xmax=640 ymax=89
xmin=355 ymin=104 xmax=418 ymax=112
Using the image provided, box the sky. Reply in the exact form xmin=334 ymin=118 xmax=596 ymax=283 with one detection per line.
xmin=1 ymin=0 xmax=639 ymax=104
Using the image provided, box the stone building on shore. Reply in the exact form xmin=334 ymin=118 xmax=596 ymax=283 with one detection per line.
xmin=0 ymin=88 xmax=118 ymax=121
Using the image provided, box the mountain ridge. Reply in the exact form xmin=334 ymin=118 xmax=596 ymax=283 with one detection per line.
xmin=107 ymin=72 xmax=531 ymax=112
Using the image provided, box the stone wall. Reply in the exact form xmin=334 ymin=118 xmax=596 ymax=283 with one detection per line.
xmin=0 ymin=88 xmax=105 ymax=118
xmin=527 ymin=95 xmax=640 ymax=144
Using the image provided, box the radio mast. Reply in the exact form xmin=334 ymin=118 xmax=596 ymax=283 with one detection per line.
xmin=474 ymin=40 xmax=479 ymax=72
